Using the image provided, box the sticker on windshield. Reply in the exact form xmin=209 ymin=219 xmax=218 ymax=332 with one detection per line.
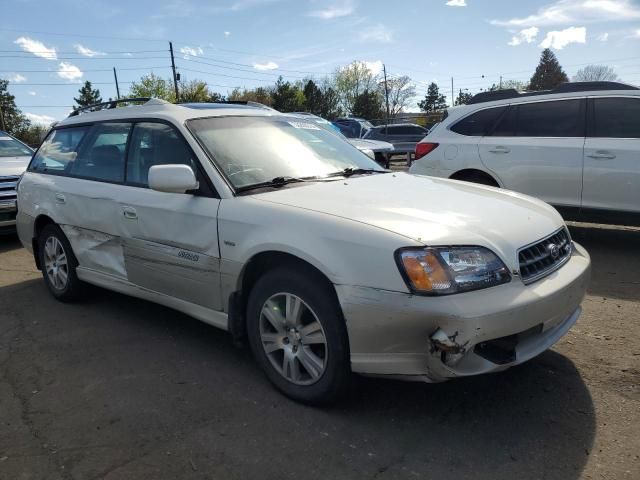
xmin=287 ymin=121 xmax=320 ymax=130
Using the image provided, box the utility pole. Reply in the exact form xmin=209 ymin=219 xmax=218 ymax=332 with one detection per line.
xmin=113 ymin=67 xmax=120 ymax=99
xmin=451 ymin=77 xmax=454 ymax=107
xmin=499 ymin=75 xmax=503 ymax=90
xmin=383 ymin=64 xmax=390 ymax=132
xmin=169 ymin=41 xmax=179 ymax=103
xmin=0 ymin=104 xmax=6 ymax=132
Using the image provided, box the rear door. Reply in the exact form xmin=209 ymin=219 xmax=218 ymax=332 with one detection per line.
xmin=115 ymin=121 xmax=223 ymax=311
xmin=478 ymin=98 xmax=585 ymax=207
xmin=582 ymin=96 xmax=640 ymax=214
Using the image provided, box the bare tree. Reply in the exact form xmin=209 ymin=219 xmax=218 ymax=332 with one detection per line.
xmin=573 ymin=65 xmax=618 ymax=82
xmin=383 ymin=75 xmax=416 ymax=118
xmin=333 ymin=61 xmax=379 ymax=115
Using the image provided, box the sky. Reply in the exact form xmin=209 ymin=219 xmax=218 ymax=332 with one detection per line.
xmin=2 ymin=0 xmax=640 ymax=123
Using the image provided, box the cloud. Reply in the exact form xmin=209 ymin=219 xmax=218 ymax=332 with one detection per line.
xmin=635 ymin=29 xmax=640 ymax=38
xmin=74 ymin=44 xmax=105 ymax=57
xmin=308 ymin=1 xmax=355 ymax=19
xmin=359 ymin=24 xmax=393 ymax=43
xmin=26 ymin=113 xmax=56 ymax=125
xmin=597 ymin=32 xmax=609 ymax=41
xmin=539 ymin=26 xmax=586 ymax=49
xmin=180 ymin=46 xmax=204 ymax=58
xmin=57 ymin=62 xmax=83 ymax=81
xmin=14 ymin=36 xmax=57 ymax=60
xmin=28 ymin=91 xmax=37 ymax=96
xmin=253 ymin=61 xmax=278 ymax=70
xmin=492 ymin=0 xmax=640 ymax=27
xmin=445 ymin=0 xmax=466 ymax=6
xmin=7 ymin=73 xmax=27 ymax=83
xmin=224 ymin=31 xmax=231 ymax=37
xmin=364 ymin=60 xmax=383 ymax=76
xmin=508 ymin=26 xmax=540 ymax=45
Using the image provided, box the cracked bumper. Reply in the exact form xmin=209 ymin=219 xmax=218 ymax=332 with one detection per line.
xmin=337 ymin=242 xmax=590 ymax=381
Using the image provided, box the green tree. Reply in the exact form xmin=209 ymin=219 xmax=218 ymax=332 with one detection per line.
xmin=73 ymin=81 xmax=102 ymax=109
xmin=418 ymin=82 xmax=447 ymax=112
xmin=208 ymin=91 xmax=226 ymax=102
xmin=334 ymin=61 xmax=379 ymax=114
xmin=529 ymin=49 xmax=568 ymax=91
xmin=271 ymin=76 xmax=305 ymax=112
xmin=317 ymin=79 xmax=342 ymax=119
xmin=302 ymin=79 xmax=323 ymax=115
xmin=228 ymin=86 xmax=273 ymax=106
xmin=455 ymin=90 xmax=473 ymax=106
xmin=351 ymin=89 xmax=384 ymax=120
xmin=0 ymin=78 xmax=31 ymax=136
xmin=128 ymin=73 xmax=176 ymax=102
xmin=178 ymin=79 xmax=210 ymax=102
xmin=573 ymin=65 xmax=618 ymax=82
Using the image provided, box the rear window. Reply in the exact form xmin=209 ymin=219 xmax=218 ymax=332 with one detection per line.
xmin=590 ymin=97 xmax=640 ymax=138
xmin=450 ymin=106 xmax=507 ymax=136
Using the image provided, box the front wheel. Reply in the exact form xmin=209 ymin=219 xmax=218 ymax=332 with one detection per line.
xmin=246 ymin=267 xmax=351 ymax=404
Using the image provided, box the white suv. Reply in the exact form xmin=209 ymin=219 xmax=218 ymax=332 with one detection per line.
xmin=17 ymin=99 xmax=590 ymax=404
xmin=410 ymin=82 xmax=640 ymax=226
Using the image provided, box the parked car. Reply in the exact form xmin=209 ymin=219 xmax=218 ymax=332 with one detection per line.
xmin=292 ymin=113 xmax=394 ymax=168
xmin=0 ymin=131 xmax=34 ymax=234
xmin=410 ymin=81 xmax=640 ymax=226
xmin=332 ymin=117 xmax=374 ymax=138
xmin=17 ymin=98 xmax=590 ymax=404
xmin=364 ymin=123 xmax=429 ymax=157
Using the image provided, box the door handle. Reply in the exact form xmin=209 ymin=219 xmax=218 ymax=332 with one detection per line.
xmin=586 ymin=151 xmax=616 ymax=160
xmin=122 ymin=206 xmax=137 ymax=219
xmin=54 ymin=193 xmax=66 ymax=204
xmin=488 ymin=146 xmax=510 ymax=154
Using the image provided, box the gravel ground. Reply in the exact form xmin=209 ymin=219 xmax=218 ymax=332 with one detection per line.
xmin=0 ymin=223 xmax=638 ymax=480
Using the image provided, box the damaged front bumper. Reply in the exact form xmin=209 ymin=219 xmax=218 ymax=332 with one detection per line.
xmin=337 ymin=242 xmax=590 ymax=382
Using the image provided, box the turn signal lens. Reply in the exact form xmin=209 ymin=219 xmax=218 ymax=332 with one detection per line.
xmin=400 ymin=250 xmax=451 ymax=292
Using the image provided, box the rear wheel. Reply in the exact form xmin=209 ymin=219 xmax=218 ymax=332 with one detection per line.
xmin=374 ymin=153 xmax=390 ymax=169
xmin=452 ymin=171 xmax=499 ymax=187
xmin=38 ymin=224 xmax=84 ymax=301
xmin=246 ymin=267 xmax=350 ymax=404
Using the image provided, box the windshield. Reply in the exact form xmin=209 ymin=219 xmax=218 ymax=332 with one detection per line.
xmin=188 ymin=116 xmax=384 ymax=189
xmin=0 ymin=134 xmax=33 ymax=157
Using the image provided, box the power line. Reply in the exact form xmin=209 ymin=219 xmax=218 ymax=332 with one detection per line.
xmin=0 ymin=66 xmax=171 ymax=73
xmin=0 ymin=49 xmax=166 ymax=54
xmin=0 ymin=55 xmax=168 ymax=60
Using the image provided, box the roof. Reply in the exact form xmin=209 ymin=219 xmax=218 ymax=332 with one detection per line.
xmin=57 ymin=98 xmax=279 ymax=127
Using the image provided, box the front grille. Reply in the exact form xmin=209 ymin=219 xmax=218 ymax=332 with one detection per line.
xmin=518 ymin=227 xmax=572 ymax=284
xmin=0 ymin=176 xmax=19 ymax=203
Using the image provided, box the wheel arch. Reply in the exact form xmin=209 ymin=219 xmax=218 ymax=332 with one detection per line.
xmin=32 ymin=214 xmax=56 ymax=270
xmin=449 ymin=168 xmax=501 ymax=187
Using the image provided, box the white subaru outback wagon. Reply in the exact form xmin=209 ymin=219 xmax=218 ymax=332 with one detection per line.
xmin=17 ymin=98 xmax=590 ymax=403
xmin=410 ymin=81 xmax=640 ymax=226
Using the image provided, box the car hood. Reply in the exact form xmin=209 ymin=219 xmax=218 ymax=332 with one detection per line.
xmin=253 ymin=172 xmax=565 ymax=269
xmin=0 ymin=156 xmax=31 ymax=176
xmin=348 ymin=138 xmax=394 ymax=152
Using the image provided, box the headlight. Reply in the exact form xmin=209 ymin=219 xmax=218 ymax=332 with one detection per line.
xmin=396 ymin=247 xmax=511 ymax=295
xmin=359 ymin=148 xmax=375 ymax=159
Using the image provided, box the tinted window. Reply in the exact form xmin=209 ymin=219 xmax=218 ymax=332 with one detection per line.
xmin=0 ymin=134 xmax=32 ymax=157
xmin=591 ymin=97 xmax=640 ymax=138
xmin=491 ymin=107 xmax=517 ymax=137
xmin=451 ymin=106 xmax=507 ymax=136
xmin=69 ymin=123 xmax=131 ymax=182
xmin=516 ymin=100 xmax=583 ymax=137
xmin=29 ymin=127 xmax=89 ymax=173
xmin=126 ymin=122 xmax=196 ymax=187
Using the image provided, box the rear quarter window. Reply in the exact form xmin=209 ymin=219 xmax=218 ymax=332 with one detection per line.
xmin=450 ymin=106 xmax=507 ymax=136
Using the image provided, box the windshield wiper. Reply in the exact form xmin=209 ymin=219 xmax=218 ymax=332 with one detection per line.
xmin=235 ymin=176 xmax=313 ymax=193
xmin=327 ymin=167 xmax=387 ymax=178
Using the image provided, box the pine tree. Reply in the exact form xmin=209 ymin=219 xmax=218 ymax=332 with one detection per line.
xmin=529 ymin=49 xmax=568 ymax=91
xmin=418 ymin=83 xmax=447 ymax=112
xmin=351 ymin=89 xmax=384 ymax=119
xmin=74 ymin=81 xmax=102 ymax=108
xmin=0 ymin=78 xmax=31 ymax=135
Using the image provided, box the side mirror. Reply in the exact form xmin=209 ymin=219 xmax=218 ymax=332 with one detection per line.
xmin=148 ymin=164 xmax=198 ymax=194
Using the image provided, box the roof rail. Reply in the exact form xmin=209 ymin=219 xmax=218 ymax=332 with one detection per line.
xmin=467 ymin=81 xmax=639 ymax=105
xmin=67 ymin=97 xmax=157 ymax=117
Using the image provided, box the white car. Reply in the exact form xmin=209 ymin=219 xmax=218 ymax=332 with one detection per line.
xmin=16 ymin=99 xmax=590 ymax=404
xmin=0 ymin=131 xmax=33 ymax=233
xmin=410 ymin=81 xmax=640 ymax=226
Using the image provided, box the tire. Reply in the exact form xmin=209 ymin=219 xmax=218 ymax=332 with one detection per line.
xmin=375 ymin=153 xmax=390 ymax=169
xmin=246 ymin=267 xmax=351 ymax=404
xmin=38 ymin=224 xmax=84 ymax=302
xmin=455 ymin=172 xmax=499 ymax=187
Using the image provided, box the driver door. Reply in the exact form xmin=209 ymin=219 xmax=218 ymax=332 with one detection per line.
xmin=116 ymin=121 xmax=223 ymax=311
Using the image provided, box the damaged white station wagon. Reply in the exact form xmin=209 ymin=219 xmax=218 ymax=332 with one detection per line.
xmin=17 ymin=99 xmax=591 ymax=403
